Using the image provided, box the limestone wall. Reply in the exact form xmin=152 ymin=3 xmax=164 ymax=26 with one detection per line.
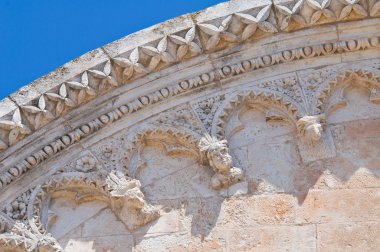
xmin=0 ymin=0 xmax=380 ymax=251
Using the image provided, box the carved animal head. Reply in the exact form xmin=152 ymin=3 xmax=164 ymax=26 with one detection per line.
xmin=199 ymin=134 xmax=232 ymax=174
xmin=297 ymin=114 xmax=326 ymax=142
xmin=106 ymin=171 xmax=159 ymax=231
xmin=107 ymin=172 xmax=146 ymax=210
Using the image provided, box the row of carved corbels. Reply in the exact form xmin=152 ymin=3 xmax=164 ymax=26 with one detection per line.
xmin=3 ymin=131 xmax=241 ymax=238
xmin=0 ymin=0 xmax=379 ymax=151
xmin=1 ymin=36 xmax=379 ymax=191
xmin=123 ymin=119 xmax=325 ymax=191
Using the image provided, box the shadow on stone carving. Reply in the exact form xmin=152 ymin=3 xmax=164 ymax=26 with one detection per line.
xmin=210 ymin=85 xmax=380 ymax=204
xmin=16 ymin=170 xmax=159 ymax=251
xmin=119 ymin=126 xmax=245 ymax=238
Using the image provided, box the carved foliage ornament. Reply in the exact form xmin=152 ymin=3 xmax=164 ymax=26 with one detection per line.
xmin=0 ymin=214 xmax=62 ymax=252
xmin=235 ymin=5 xmax=278 ymax=41
xmin=0 ymin=109 xmax=31 ymax=150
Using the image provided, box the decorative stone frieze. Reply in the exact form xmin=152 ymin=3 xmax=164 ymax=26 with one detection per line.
xmin=1 ymin=0 xmax=380 ymax=152
xmin=1 ymin=0 xmax=380 ymax=251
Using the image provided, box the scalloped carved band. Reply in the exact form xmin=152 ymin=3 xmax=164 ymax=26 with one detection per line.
xmin=0 ymin=36 xmax=379 ymax=190
xmin=1 ymin=0 xmax=380 ymax=151
xmin=1 ymin=1 xmax=380 ymax=250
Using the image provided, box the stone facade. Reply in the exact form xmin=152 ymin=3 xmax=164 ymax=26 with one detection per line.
xmin=0 ymin=0 xmax=380 ymax=251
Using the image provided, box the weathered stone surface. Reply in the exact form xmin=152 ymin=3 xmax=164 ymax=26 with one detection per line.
xmin=297 ymin=189 xmax=380 ymax=224
xmin=1 ymin=0 xmax=380 ymax=251
xmin=227 ymin=225 xmax=316 ymax=252
xmin=317 ymin=221 xmax=380 ymax=252
xmin=218 ymin=194 xmax=296 ymax=227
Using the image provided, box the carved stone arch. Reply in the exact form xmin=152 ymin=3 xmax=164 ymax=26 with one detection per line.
xmin=315 ymin=69 xmax=380 ymax=115
xmin=124 ymin=126 xmax=202 ymax=178
xmin=1 ymin=0 xmax=380 ymax=250
xmin=26 ymin=172 xmax=159 ymax=239
xmin=211 ymin=89 xmax=305 ymax=139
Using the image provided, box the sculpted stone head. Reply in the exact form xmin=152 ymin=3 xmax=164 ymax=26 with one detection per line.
xmin=297 ymin=114 xmax=326 ymax=142
xmin=199 ymin=135 xmax=232 ymax=174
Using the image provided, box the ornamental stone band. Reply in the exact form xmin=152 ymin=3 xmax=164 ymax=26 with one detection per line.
xmin=1 ymin=0 xmax=380 ymax=251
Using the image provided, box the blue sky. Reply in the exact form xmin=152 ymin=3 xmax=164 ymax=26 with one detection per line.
xmin=0 ymin=0 xmax=224 ymax=99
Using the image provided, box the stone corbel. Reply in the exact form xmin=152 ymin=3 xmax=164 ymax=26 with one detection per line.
xmin=296 ymin=114 xmax=336 ymax=163
xmin=198 ymin=134 xmax=244 ymax=190
xmin=297 ymin=114 xmax=326 ymax=143
xmin=105 ymin=171 xmax=160 ymax=231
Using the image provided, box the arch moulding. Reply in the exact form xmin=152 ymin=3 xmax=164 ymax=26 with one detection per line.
xmin=1 ymin=0 xmax=380 ymax=251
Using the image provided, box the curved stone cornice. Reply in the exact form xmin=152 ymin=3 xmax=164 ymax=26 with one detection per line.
xmin=1 ymin=0 xmax=380 ymax=152
xmin=0 ymin=0 xmax=380 ymax=192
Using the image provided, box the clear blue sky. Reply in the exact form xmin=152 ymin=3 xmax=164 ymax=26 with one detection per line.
xmin=0 ymin=0 xmax=224 ymax=99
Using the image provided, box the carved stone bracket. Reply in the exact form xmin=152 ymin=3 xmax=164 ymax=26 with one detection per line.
xmin=198 ymin=134 xmax=244 ymax=190
xmin=297 ymin=114 xmax=326 ymax=143
xmin=106 ymin=171 xmax=160 ymax=230
xmin=296 ymin=114 xmax=336 ymax=162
